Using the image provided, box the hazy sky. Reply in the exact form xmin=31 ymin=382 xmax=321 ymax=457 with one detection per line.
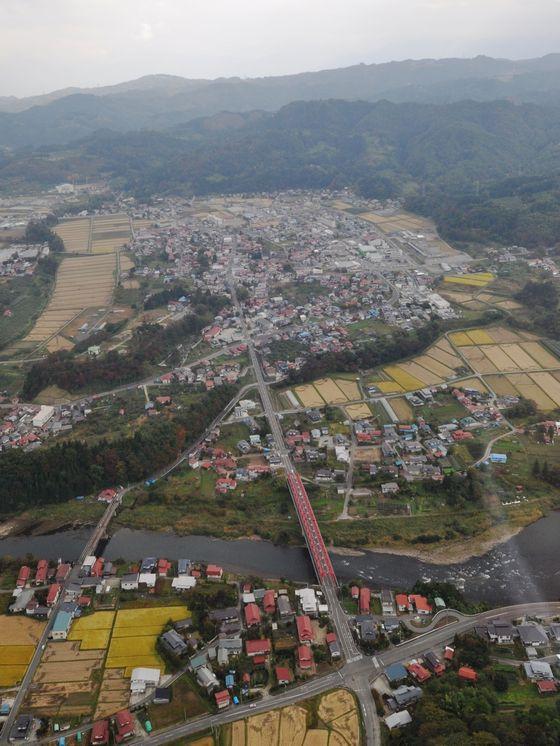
xmin=2 ymin=0 xmax=560 ymax=97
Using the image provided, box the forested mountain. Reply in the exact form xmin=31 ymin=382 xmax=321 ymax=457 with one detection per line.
xmin=2 ymin=53 xmax=560 ymax=147
xmin=3 ymin=98 xmax=560 ymax=247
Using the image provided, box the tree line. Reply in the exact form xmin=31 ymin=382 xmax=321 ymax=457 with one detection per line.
xmin=0 ymin=385 xmax=236 ymax=514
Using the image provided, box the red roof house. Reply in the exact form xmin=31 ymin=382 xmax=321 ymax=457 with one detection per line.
xmin=157 ymin=558 xmax=171 ymax=577
xmin=91 ymin=558 xmax=104 ymax=578
xmin=263 ymin=590 xmax=276 ymax=614
xmin=296 ymin=615 xmax=314 ymax=643
xmin=245 ymin=639 xmax=271 ymax=657
xmin=17 ymin=566 xmax=30 ymax=588
xmin=409 ymin=594 xmax=432 ymax=615
xmin=458 ymin=666 xmax=478 ymax=682
xmin=55 ymin=563 xmax=71 ymax=582
xmin=245 ymin=603 xmax=261 ymax=627
xmin=407 ymin=662 xmax=431 ymax=683
xmin=97 ymin=488 xmax=117 ymax=503
xmin=350 ymin=585 xmax=360 ymax=600
xmin=114 ymin=709 xmax=134 ymax=742
xmin=537 ymin=680 xmax=558 ymax=694
xmin=395 ymin=593 xmax=410 ymax=612
xmin=91 ymin=719 xmax=110 ymax=745
xmin=297 ymin=645 xmax=313 ymax=670
xmin=359 ymin=587 xmax=371 ymax=614
xmin=275 ymin=666 xmax=293 ymax=685
xmin=214 ymin=690 xmax=231 ymax=709
xmin=206 ymin=564 xmax=223 ymax=580
xmin=34 ymin=559 xmax=48 ymax=585
xmin=46 ymin=583 xmax=61 ymax=606
xmin=444 ymin=646 xmax=455 ymax=661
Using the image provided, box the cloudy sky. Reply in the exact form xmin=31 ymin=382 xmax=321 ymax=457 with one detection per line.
xmin=2 ymin=0 xmax=560 ymax=97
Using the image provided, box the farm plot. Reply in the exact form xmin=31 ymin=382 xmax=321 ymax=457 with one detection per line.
xmin=314 ymin=378 xmax=348 ymax=404
xmin=90 ymin=214 xmax=132 ymax=254
xmin=27 ymin=641 xmax=104 ymax=717
xmin=333 ymin=378 xmax=360 ymax=400
xmin=95 ymin=668 xmax=130 ymax=719
xmin=345 ymin=403 xmax=372 ymax=420
xmin=443 ymin=272 xmax=494 ymax=287
xmin=54 ymin=217 xmax=91 ymax=253
xmin=389 ymin=397 xmax=413 ymax=422
xmin=247 ymin=710 xmax=280 ymax=745
xmin=294 ymin=384 xmax=324 ymax=408
xmin=106 ymin=605 xmax=188 ymax=675
xmin=383 ymin=366 xmax=425 ymax=391
xmin=398 ymin=361 xmax=441 ymax=386
xmin=23 ymin=254 xmax=116 ymax=348
xmin=229 ymin=689 xmax=360 ymax=746
xmin=0 ymin=617 xmax=45 ymax=686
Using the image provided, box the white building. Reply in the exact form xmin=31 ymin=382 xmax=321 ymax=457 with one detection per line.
xmin=138 ymin=573 xmax=157 ymax=588
xmin=130 ymin=667 xmax=160 ymax=694
xmin=171 ymin=576 xmax=197 ymax=591
xmin=296 ymin=588 xmax=318 ymax=616
xmin=32 ymin=405 xmax=55 ymax=429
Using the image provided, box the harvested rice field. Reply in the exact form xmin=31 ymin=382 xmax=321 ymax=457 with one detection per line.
xmin=314 ymin=378 xmax=348 ymax=404
xmin=226 ymin=689 xmax=360 ymax=745
xmin=54 ymin=217 xmax=91 ymax=253
xmin=346 ymin=402 xmax=372 ymax=420
xmin=23 ymin=254 xmax=116 ymax=348
xmin=333 ymin=378 xmax=361 ymax=400
xmin=390 ymin=397 xmax=413 ymax=421
xmin=294 ymin=384 xmax=325 ymax=408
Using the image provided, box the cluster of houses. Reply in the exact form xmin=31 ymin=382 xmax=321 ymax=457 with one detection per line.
xmin=0 ymin=242 xmax=49 ymax=280
xmin=185 ymin=583 xmax=340 ymax=711
xmin=0 ymin=402 xmax=91 ymax=453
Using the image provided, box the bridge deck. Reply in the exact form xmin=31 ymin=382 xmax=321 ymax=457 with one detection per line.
xmin=287 ymin=471 xmax=337 ymax=582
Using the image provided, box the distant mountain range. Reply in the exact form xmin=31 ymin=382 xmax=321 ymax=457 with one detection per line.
xmin=2 ymin=53 xmax=560 ymax=148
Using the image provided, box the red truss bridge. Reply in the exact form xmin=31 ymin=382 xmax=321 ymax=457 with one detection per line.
xmin=287 ymin=470 xmax=337 ymax=582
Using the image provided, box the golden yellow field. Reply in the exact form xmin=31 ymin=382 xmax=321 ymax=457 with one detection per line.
xmin=0 ymin=665 xmax=28 ymax=686
xmin=521 ymin=342 xmax=560 ymax=368
xmin=444 ymin=272 xmax=494 ymax=287
xmin=294 ymin=384 xmax=324 ymax=407
xmin=247 ymin=710 xmax=280 ymax=745
xmin=70 ymin=611 xmax=115 ymax=631
xmin=529 ymin=372 xmax=560 ymax=406
xmin=302 ymin=732 xmax=329 ymax=746
xmin=333 ymin=378 xmax=361 ymax=400
xmin=466 ymin=329 xmax=494 ymax=345
xmin=278 ymin=706 xmax=307 ymax=746
xmin=458 ymin=377 xmax=488 ymax=392
xmin=0 ymin=645 xmax=35 ymax=665
xmin=330 ymin=710 xmax=360 ymax=746
xmin=384 ymin=366 xmax=424 ymax=391
xmin=346 ymin=403 xmax=372 ymax=420
xmin=113 ymin=606 xmax=188 ymax=628
xmin=449 ymin=331 xmax=474 ymax=346
xmin=414 ymin=355 xmax=454 ymax=379
xmin=314 ymin=378 xmax=348 ymax=404
xmin=0 ymin=616 xmax=45 ymax=645
xmin=370 ymin=380 xmax=404 ymax=393
xmin=90 ymin=214 xmax=132 ymax=254
xmin=399 ymin=361 xmax=441 ymax=385
xmin=486 ymin=375 xmax=518 ymax=397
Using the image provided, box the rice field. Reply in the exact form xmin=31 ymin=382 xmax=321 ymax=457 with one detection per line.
xmin=390 ymin=397 xmax=413 ymax=421
xmin=443 ymin=272 xmax=494 ymax=287
xmin=0 ymin=617 xmax=45 ymax=686
xmin=346 ymin=402 xmax=372 ymax=420
xmin=293 ymin=377 xmax=361 ymax=407
xmin=22 ymin=254 xmax=116 ymax=349
xmin=227 ymin=689 xmax=360 ymax=745
xmin=54 ymin=218 xmax=91 ymax=253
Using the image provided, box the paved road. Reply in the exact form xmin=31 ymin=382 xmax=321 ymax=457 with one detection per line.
xmin=227 ymin=241 xmax=381 ymax=745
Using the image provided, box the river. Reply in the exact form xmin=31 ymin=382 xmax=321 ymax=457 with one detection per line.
xmin=1 ymin=512 xmax=560 ymax=605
